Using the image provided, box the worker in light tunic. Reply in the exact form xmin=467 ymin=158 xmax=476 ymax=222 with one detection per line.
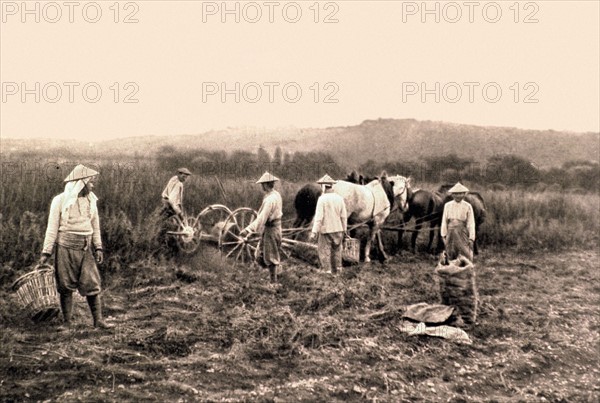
xmin=158 ymin=167 xmax=192 ymax=257
xmin=440 ymin=182 xmax=476 ymax=261
xmin=240 ymin=172 xmax=283 ymax=283
xmin=309 ymin=174 xmax=348 ymax=274
xmin=40 ymin=164 xmax=112 ymax=329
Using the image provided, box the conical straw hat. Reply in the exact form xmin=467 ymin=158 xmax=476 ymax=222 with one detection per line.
xmin=316 ymin=174 xmax=337 ymax=185
xmin=63 ymin=164 xmax=99 ymax=182
xmin=448 ymin=182 xmax=469 ymax=193
xmin=256 ymin=172 xmax=279 ymax=184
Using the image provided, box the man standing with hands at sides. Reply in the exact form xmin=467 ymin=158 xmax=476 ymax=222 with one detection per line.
xmin=40 ymin=164 xmax=113 ymax=330
xmin=440 ymin=182 xmax=476 ymax=261
xmin=240 ymin=172 xmax=283 ymax=283
xmin=309 ymin=174 xmax=348 ymax=275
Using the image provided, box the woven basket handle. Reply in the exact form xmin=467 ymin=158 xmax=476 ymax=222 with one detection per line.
xmin=34 ymin=263 xmax=54 ymax=271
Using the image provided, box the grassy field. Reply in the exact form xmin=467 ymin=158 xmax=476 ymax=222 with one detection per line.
xmin=1 ymin=160 xmax=599 ymax=401
xmin=1 ymin=162 xmax=599 ymax=268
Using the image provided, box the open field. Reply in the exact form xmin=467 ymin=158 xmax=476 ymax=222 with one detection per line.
xmin=1 ymin=160 xmax=599 ymax=401
xmin=1 ymin=248 xmax=599 ymax=402
xmin=1 ymin=162 xmax=599 ymax=269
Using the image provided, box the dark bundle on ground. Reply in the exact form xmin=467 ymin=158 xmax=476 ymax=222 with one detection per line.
xmin=435 ymin=256 xmax=479 ymax=324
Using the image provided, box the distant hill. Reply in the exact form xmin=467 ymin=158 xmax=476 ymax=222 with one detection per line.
xmin=2 ymin=119 xmax=598 ymax=168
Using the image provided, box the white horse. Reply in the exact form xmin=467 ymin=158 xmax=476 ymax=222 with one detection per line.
xmin=332 ymin=173 xmax=409 ymax=262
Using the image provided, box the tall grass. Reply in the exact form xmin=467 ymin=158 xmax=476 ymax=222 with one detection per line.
xmin=1 ymin=161 xmax=599 ymax=275
xmin=480 ymin=190 xmax=599 ymax=251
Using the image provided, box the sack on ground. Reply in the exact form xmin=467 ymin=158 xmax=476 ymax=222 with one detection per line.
xmin=435 ymin=255 xmax=478 ymax=325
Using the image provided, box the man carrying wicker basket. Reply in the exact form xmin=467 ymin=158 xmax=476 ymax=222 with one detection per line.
xmin=39 ymin=164 xmax=113 ymax=330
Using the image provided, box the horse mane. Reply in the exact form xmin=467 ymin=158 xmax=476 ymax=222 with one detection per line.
xmin=377 ymin=176 xmax=395 ymax=210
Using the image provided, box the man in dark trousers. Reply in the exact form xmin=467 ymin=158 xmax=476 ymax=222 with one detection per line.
xmin=158 ymin=167 xmax=192 ymax=256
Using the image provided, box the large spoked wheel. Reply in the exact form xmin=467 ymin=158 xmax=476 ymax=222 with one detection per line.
xmin=195 ymin=204 xmax=233 ymax=243
xmin=167 ymin=214 xmax=202 ymax=254
xmin=218 ymin=208 xmax=259 ymax=265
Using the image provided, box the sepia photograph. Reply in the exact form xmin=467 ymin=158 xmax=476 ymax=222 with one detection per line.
xmin=1 ymin=1 xmax=599 ymax=401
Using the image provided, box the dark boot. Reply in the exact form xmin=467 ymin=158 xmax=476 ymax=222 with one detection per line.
xmin=269 ymin=266 xmax=278 ymax=283
xmin=86 ymin=295 xmax=113 ymax=329
xmin=56 ymin=293 xmax=73 ymax=330
xmin=60 ymin=293 xmax=73 ymax=324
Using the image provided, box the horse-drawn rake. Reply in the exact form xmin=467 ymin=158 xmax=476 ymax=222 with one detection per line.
xmin=166 ymin=203 xmax=359 ymax=265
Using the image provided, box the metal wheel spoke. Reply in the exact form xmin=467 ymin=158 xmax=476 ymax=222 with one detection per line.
xmin=245 ymin=246 xmax=254 ymax=262
xmin=224 ymin=230 xmax=243 ymax=242
xmin=225 ymin=242 xmax=243 ymax=258
xmin=221 ymin=241 xmax=241 ymax=247
xmin=235 ymin=246 xmax=244 ymax=263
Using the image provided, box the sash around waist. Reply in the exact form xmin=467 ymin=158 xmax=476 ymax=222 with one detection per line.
xmin=447 ymin=219 xmax=466 ymax=227
xmin=265 ymin=218 xmax=282 ymax=228
xmin=57 ymin=232 xmax=93 ymax=250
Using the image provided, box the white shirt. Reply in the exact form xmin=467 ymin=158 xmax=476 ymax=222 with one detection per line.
xmin=440 ymin=200 xmax=476 ymax=241
xmin=312 ymin=192 xmax=348 ymax=234
xmin=245 ymin=190 xmax=283 ymax=234
xmin=42 ymin=193 xmax=102 ymax=254
xmin=162 ymin=176 xmax=184 ymax=214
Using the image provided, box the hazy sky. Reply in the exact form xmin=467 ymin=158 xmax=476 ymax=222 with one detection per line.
xmin=1 ymin=0 xmax=599 ymax=140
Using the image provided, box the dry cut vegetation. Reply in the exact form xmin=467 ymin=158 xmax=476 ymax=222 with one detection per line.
xmin=1 ymin=248 xmax=599 ymax=402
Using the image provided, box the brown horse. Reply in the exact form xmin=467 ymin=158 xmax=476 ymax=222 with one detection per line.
xmin=398 ymin=188 xmax=446 ymax=253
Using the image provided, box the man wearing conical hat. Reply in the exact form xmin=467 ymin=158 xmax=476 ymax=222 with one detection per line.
xmin=40 ymin=164 xmax=112 ymax=329
xmin=309 ymin=174 xmax=348 ymax=274
xmin=440 ymin=182 xmax=476 ymax=261
xmin=240 ymin=172 xmax=283 ymax=283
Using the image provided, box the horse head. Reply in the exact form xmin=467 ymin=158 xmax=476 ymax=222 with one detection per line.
xmin=387 ymin=174 xmax=410 ymax=213
xmin=377 ymin=171 xmax=396 ymax=211
xmin=345 ymin=170 xmax=376 ymax=185
xmin=346 ymin=170 xmax=361 ymax=184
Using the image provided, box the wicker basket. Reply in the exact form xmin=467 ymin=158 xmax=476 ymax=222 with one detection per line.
xmin=343 ymin=237 xmax=360 ymax=263
xmin=12 ymin=265 xmax=60 ymax=322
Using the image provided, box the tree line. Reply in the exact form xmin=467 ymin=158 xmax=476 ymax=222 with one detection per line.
xmin=156 ymin=146 xmax=599 ymax=192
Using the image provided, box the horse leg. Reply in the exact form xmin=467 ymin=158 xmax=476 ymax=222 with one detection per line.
xmin=473 ymin=225 xmax=480 ymax=255
xmin=376 ymin=230 xmax=388 ymax=262
xmin=364 ymin=223 xmax=381 ymax=263
xmin=292 ymin=217 xmax=303 ymax=240
xmin=411 ymin=219 xmax=422 ymax=253
xmin=396 ymin=227 xmax=404 ymax=255
xmin=397 ymin=214 xmax=410 ymax=254
xmin=364 ymin=233 xmax=372 ymax=263
xmin=427 ymin=222 xmax=435 ymax=253
xmin=433 ymin=224 xmax=443 ymax=254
